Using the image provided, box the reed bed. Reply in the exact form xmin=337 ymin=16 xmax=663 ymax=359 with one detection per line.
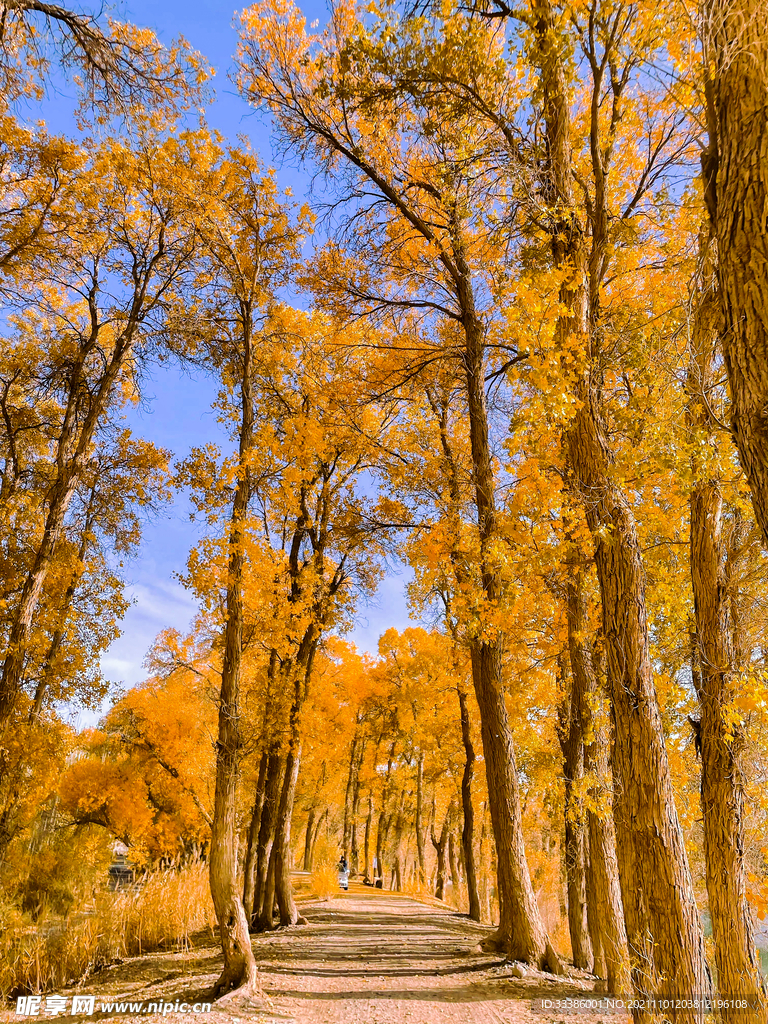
xmin=0 ymin=861 xmax=216 ymax=999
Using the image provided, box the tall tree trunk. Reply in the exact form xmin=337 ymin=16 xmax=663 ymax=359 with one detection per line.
xmin=703 ymin=0 xmax=768 ymax=549
xmin=459 ymin=290 xmax=559 ymax=970
xmin=457 ymin=684 xmax=482 ymax=922
xmin=350 ymin=748 xmax=364 ymax=877
xmin=252 ymin=749 xmax=283 ymax=931
xmin=242 ymin=750 xmax=269 ymax=921
xmin=531 ymin=0 xmax=710 ymax=1006
xmin=303 ymin=807 xmax=316 ymax=873
xmin=565 ymin=565 xmax=629 ymax=991
xmin=431 ymin=800 xmax=453 ymax=902
xmin=310 ymin=808 xmax=326 ymax=870
xmin=363 ymin=793 xmax=373 ymax=882
xmin=273 ymin=740 xmax=303 ymax=927
xmin=274 ymin=642 xmax=317 ymax=928
xmin=389 ymin=790 xmax=406 ymax=892
xmin=209 ymin=315 xmax=259 ymax=999
xmin=448 ymin=829 xmax=460 ymax=898
xmin=556 ymin=658 xmax=592 ymax=971
xmin=688 ymin=257 xmax=767 ymax=1021
xmin=342 ymin=733 xmax=358 ymax=858
xmin=415 ymin=753 xmax=426 ymax=884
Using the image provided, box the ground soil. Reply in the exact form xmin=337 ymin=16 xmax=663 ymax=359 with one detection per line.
xmin=2 ymin=883 xmax=621 ymax=1024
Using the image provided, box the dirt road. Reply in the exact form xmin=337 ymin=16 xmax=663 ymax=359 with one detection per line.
xmin=252 ymin=885 xmax=599 ymax=1024
xmin=1 ymin=884 xmax=607 ymax=1024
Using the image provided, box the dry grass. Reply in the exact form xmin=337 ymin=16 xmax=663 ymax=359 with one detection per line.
xmin=0 ymin=861 xmax=215 ymax=999
xmin=309 ymin=861 xmax=341 ymax=901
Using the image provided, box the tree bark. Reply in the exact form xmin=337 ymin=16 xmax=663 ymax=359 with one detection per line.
xmin=209 ymin=310 xmax=259 ymax=999
xmin=565 ymin=565 xmax=629 ymax=991
xmin=687 ymin=255 xmax=767 ymax=1021
xmin=430 ymin=799 xmax=453 ymax=901
xmin=242 ymin=749 xmax=269 ymax=922
xmin=415 ymin=753 xmax=426 ymax=884
xmin=457 ymin=251 xmax=559 ymax=970
xmin=530 ymin=0 xmax=710 ymax=1006
xmin=274 ymin=641 xmax=317 ymax=928
xmin=703 ymin=0 xmax=768 ymax=549
xmin=556 ymin=659 xmax=592 ymax=971
xmin=303 ymin=807 xmax=316 ymax=873
xmin=363 ymin=792 xmax=373 ymax=882
xmin=458 ymin=683 xmax=482 ymax=922
xmin=252 ymin=748 xmax=283 ymax=931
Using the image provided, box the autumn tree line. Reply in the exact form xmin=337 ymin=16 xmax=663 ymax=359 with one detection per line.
xmin=1 ymin=0 xmax=767 ymax=1018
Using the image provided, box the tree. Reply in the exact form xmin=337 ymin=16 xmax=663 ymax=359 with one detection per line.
xmin=701 ymin=0 xmax=768 ymax=550
xmin=236 ymin=3 xmax=561 ymax=968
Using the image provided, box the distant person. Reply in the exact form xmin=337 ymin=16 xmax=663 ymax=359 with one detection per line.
xmin=338 ymin=853 xmax=349 ymax=890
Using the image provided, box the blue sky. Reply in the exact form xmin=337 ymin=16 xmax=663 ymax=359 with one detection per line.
xmin=34 ymin=0 xmax=413 ymax=725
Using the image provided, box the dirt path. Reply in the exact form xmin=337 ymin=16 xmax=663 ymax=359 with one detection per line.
xmin=251 ymin=885 xmax=598 ymax=1023
xmin=2 ymin=883 xmax=612 ymax=1024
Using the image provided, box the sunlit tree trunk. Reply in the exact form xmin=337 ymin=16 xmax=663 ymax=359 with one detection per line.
xmin=556 ymin=659 xmax=591 ymax=971
xmin=242 ymin=750 xmax=269 ymax=921
xmin=252 ymin=748 xmax=283 ymax=931
xmin=209 ymin=312 xmax=259 ymax=999
xmin=431 ymin=799 xmax=453 ymax=901
xmin=531 ymin=0 xmax=710 ymax=1008
xmin=415 ymin=753 xmax=426 ymax=884
xmin=363 ymin=793 xmax=373 ymax=882
xmin=687 ymin=254 xmax=767 ymax=1022
xmin=703 ymin=0 xmax=768 ymax=549
xmin=457 ymin=237 xmax=559 ymax=970
xmin=458 ymin=684 xmax=481 ymax=922
xmin=565 ymin=564 xmax=629 ymax=990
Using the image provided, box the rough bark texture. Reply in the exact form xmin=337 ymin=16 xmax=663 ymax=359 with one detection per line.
xmin=687 ymin=261 xmax=767 ymax=1021
xmin=458 ymin=684 xmax=482 ymax=922
xmin=458 ymin=245 xmax=558 ymax=971
xmin=274 ymin=640 xmax=316 ymax=929
xmin=363 ymin=793 xmax=373 ymax=882
xmin=565 ymin=566 xmax=629 ymax=991
xmin=431 ymin=800 xmax=453 ymax=902
xmin=242 ymin=750 xmax=269 ymax=922
xmin=252 ymin=748 xmax=283 ymax=931
xmin=556 ymin=664 xmax=592 ymax=971
xmin=209 ymin=318 xmax=259 ymax=998
xmin=704 ymin=0 xmax=768 ymax=549
xmin=531 ymin=0 xmax=710 ymax=1007
xmin=415 ymin=754 xmax=426 ymax=884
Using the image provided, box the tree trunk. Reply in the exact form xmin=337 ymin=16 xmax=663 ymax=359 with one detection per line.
xmin=566 ymin=565 xmax=629 ymax=990
xmin=363 ymin=793 xmax=373 ymax=882
xmin=688 ymin=258 xmax=767 ymax=1021
xmin=458 ymin=684 xmax=482 ymax=922
xmin=209 ymin=315 xmax=259 ymax=999
xmin=274 ymin=642 xmax=316 ymax=929
xmin=431 ymin=800 xmax=452 ymax=902
xmin=556 ymin=658 xmax=592 ymax=971
xmin=704 ymin=0 xmax=768 ymax=550
xmin=273 ymin=739 xmax=303 ymax=927
xmin=459 ymin=293 xmax=559 ymax=969
xmin=342 ymin=733 xmax=358 ymax=858
xmin=531 ymin=0 xmax=710 ymax=1005
xmin=303 ymin=807 xmax=316 ymax=873
xmin=415 ymin=753 xmax=426 ymax=884
xmin=252 ymin=749 xmax=283 ymax=931
xmin=448 ymin=829 xmax=460 ymax=899
xmin=350 ymin=753 xmax=363 ymax=876
xmin=242 ymin=749 xmax=269 ymax=921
